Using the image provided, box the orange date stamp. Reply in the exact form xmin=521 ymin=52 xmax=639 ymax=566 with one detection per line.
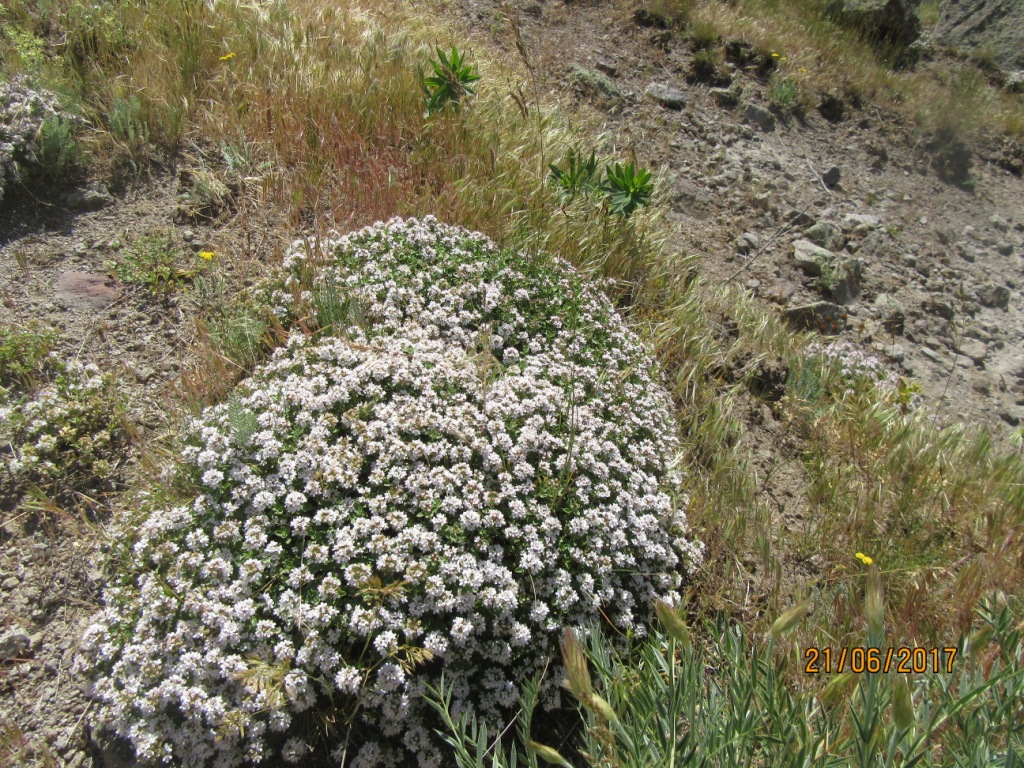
xmin=804 ymin=646 xmax=958 ymax=674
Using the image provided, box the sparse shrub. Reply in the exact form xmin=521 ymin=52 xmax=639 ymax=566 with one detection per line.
xmin=1 ymin=361 xmax=130 ymax=510
xmin=690 ymin=48 xmax=721 ymax=83
xmin=768 ymin=74 xmax=798 ymax=111
xmin=81 ymin=217 xmax=702 ymax=767
xmin=0 ymin=321 xmax=59 ymax=392
xmin=106 ymin=233 xmax=208 ymax=294
xmin=688 ymin=20 xmax=718 ymax=51
xmin=423 ymin=46 xmax=480 ymax=116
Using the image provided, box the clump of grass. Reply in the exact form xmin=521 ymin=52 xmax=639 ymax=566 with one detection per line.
xmin=434 ymin=591 xmax=1024 ymax=767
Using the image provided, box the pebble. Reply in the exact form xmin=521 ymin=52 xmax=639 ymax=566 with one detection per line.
xmin=645 ymin=82 xmax=687 ymax=109
xmin=822 ymin=166 xmax=841 ymax=187
xmin=921 ymin=347 xmax=943 ymax=363
xmin=0 ymin=628 xmax=32 ymax=662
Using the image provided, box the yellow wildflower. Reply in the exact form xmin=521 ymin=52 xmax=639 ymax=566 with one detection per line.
xmin=219 ymin=52 xmax=236 ymax=62
xmin=855 ymin=552 xmax=874 ymax=565
xmin=771 ymin=52 xmax=780 ymax=58
xmin=198 ymin=251 xmax=215 ymax=261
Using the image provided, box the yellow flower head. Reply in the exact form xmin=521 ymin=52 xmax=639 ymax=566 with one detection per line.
xmin=219 ymin=52 xmax=236 ymax=62
xmin=771 ymin=52 xmax=780 ymax=58
xmin=198 ymin=251 xmax=215 ymax=261
xmin=855 ymin=552 xmax=874 ymax=566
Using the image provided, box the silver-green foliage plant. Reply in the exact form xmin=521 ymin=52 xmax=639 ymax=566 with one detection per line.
xmin=80 ymin=217 xmax=703 ymax=767
xmin=0 ymin=76 xmax=81 ymax=199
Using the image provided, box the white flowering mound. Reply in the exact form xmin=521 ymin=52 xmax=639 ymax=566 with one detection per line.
xmin=81 ymin=217 xmax=703 ymax=767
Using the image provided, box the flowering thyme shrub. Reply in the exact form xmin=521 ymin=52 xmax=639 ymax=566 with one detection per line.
xmin=1 ymin=360 xmax=129 ymax=510
xmin=804 ymin=340 xmax=922 ymax=412
xmin=81 ymin=217 xmax=702 ymax=767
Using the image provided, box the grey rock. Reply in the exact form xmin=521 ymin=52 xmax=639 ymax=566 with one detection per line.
xmin=0 ymin=628 xmax=31 ymax=662
xmin=710 ymin=87 xmax=741 ymax=107
xmin=957 ymin=241 xmax=978 ymax=262
xmin=957 ymin=338 xmax=989 ymax=364
xmin=923 ymin=297 xmax=956 ymax=320
xmin=829 ymin=258 xmax=863 ymax=305
xmin=921 ymin=346 xmax=943 ymax=364
xmin=826 ymin=0 xmax=922 ymax=49
xmin=744 ymin=103 xmax=776 ymax=131
xmin=66 ymin=184 xmax=114 ymax=211
xmin=1 ymin=576 xmax=19 ymax=590
xmin=874 ymin=293 xmax=906 ymax=334
xmin=822 ymin=165 xmax=842 ymax=187
xmin=843 ymin=213 xmax=882 ymax=233
xmin=784 ymin=301 xmax=847 ymax=333
xmin=645 ymin=82 xmax=687 ymax=109
xmin=55 ymin=272 xmax=120 ymax=310
xmin=804 ymin=222 xmax=835 ymax=248
xmin=935 ymin=0 xmax=1024 ymax=75
xmin=792 ymin=238 xmax=836 ymax=276
xmin=976 ymin=282 xmax=1011 ymax=309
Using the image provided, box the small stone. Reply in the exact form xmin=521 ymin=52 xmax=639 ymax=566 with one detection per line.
xmin=957 ymin=241 xmax=977 ymax=262
xmin=792 ymin=238 xmax=836 ymax=276
xmin=804 ymin=222 xmax=834 ymax=248
xmin=710 ymin=87 xmax=740 ymax=107
xmin=745 ymin=278 xmax=761 ymax=291
xmin=0 ymin=628 xmax=31 ymax=662
xmin=182 ymin=228 xmax=196 ymax=242
xmin=957 ymin=338 xmax=989 ymax=364
xmin=744 ymin=103 xmax=776 ymax=132
xmin=990 ymin=214 xmax=1010 ymax=232
xmin=1 ymin=576 xmax=19 ymax=590
xmin=843 ymin=213 xmax=882 ymax=233
xmin=922 ymin=298 xmax=955 ymax=320
xmin=645 ymin=82 xmax=687 ymax=109
xmin=766 ymin=280 xmax=799 ymax=304
xmin=921 ymin=347 xmax=943 ymax=364
xmin=976 ymin=283 xmax=1011 ymax=309
xmin=822 ymin=166 xmax=841 ymax=187
xmin=594 ymin=59 xmax=618 ymax=77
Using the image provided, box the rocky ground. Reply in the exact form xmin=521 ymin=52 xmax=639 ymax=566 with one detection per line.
xmin=2 ymin=1 xmax=1024 ymax=765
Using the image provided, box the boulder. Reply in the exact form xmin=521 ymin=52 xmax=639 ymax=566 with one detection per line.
xmin=826 ymin=0 xmax=922 ymax=49
xmin=935 ymin=0 xmax=1024 ymax=74
xmin=744 ymin=103 xmax=776 ymax=132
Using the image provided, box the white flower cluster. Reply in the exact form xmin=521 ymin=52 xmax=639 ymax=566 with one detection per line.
xmin=1 ymin=360 xmax=123 ymax=498
xmin=80 ymin=217 xmax=702 ymax=767
xmin=806 ymin=340 xmax=922 ymax=411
